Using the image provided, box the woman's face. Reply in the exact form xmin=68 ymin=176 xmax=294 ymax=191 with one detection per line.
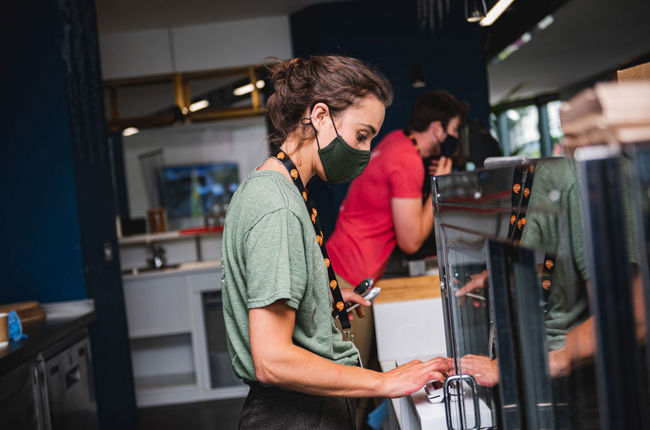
xmin=310 ymin=95 xmax=386 ymax=178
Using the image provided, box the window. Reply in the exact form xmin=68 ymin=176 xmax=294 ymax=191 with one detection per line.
xmin=492 ymin=98 xmax=563 ymax=158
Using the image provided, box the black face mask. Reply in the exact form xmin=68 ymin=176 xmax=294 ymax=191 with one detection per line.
xmin=440 ymin=133 xmax=458 ymax=158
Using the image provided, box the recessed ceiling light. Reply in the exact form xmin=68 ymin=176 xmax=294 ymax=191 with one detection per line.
xmin=122 ymin=127 xmax=139 ymax=137
xmin=480 ymin=0 xmax=515 ymax=27
xmin=189 ymin=100 xmax=209 ymax=112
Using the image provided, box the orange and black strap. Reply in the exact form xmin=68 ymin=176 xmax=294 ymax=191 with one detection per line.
xmin=508 ymin=162 xmax=554 ymax=310
xmin=508 ymin=163 xmax=536 ymax=243
xmin=273 ymin=151 xmax=352 ymax=330
xmin=541 ymin=256 xmax=555 ymax=310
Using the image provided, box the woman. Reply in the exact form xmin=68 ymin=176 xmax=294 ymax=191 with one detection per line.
xmin=222 ymin=55 xmax=448 ymax=429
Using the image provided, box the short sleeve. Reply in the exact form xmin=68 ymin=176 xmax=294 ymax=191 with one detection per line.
xmin=387 ymin=153 xmax=424 ymax=198
xmin=243 ymin=208 xmax=308 ymax=310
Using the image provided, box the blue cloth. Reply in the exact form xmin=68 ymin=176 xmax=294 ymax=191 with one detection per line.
xmin=367 ymin=399 xmax=389 ymax=430
xmin=8 ymin=311 xmax=27 ymax=341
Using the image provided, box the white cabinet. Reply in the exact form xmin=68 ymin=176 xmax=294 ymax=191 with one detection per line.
xmin=122 ymin=262 xmax=247 ymax=407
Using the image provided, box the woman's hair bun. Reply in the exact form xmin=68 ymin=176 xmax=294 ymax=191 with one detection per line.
xmin=262 ymin=55 xmax=393 ymax=149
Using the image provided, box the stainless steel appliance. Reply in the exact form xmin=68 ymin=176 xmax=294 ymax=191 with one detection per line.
xmin=34 ymin=329 xmax=98 ymax=430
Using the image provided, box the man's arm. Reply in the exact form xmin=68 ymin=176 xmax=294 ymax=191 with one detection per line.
xmin=390 ymin=156 xmax=451 ymax=255
xmin=249 ymin=301 xmax=449 ymax=398
xmin=391 ymin=196 xmax=434 ymax=254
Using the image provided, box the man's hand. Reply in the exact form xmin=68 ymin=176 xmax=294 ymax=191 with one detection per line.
xmin=340 ymin=288 xmax=371 ymax=319
xmin=428 ymin=156 xmax=452 ymax=176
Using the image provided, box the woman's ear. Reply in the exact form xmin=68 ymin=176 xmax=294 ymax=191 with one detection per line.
xmin=310 ymin=102 xmax=330 ymax=126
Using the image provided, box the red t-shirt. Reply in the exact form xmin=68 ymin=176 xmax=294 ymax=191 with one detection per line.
xmin=327 ymin=130 xmax=424 ymax=285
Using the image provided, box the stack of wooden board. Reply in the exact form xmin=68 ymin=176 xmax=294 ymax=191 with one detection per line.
xmin=0 ymin=301 xmax=46 ymax=324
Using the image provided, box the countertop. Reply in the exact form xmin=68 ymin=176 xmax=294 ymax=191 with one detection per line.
xmin=0 ymin=299 xmax=96 ymax=377
xmin=374 ymin=274 xmax=441 ymax=304
xmin=121 ymin=260 xmax=221 ymax=280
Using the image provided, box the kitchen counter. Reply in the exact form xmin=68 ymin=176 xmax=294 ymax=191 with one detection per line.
xmin=374 ymin=274 xmax=441 ymax=304
xmin=121 ymin=260 xmax=221 ymax=280
xmin=0 ymin=299 xmax=96 ymax=377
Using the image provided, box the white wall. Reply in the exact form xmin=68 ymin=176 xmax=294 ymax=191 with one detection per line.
xmin=123 ymin=117 xmax=268 ymax=219
xmin=100 ymin=15 xmax=293 ymax=79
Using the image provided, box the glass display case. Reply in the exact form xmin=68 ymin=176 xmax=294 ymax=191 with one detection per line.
xmin=574 ymin=142 xmax=650 ymax=429
xmin=433 ymin=158 xmax=603 ymax=429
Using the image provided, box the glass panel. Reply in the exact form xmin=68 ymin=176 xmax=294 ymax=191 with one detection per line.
xmin=434 ymin=158 xmax=604 ymax=429
xmin=627 ymin=142 xmax=650 ymax=427
xmin=189 ymin=73 xmax=255 ymax=112
xmin=576 ymin=144 xmax=650 ymax=428
xmin=116 ymin=81 xmax=176 ymax=118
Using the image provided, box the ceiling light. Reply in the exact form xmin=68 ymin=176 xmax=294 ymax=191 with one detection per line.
xmin=411 ymin=64 xmax=426 ymax=88
xmin=189 ymin=100 xmax=209 ymax=112
xmin=233 ymin=83 xmax=254 ymax=96
xmin=255 ymin=80 xmax=265 ymax=89
xmin=537 ymin=15 xmax=554 ymax=30
xmin=466 ymin=0 xmax=487 ymax=23
xmin=122 ymin=127 xmax=139 ymax=137
xmin=480 ymin=0 xmax=515 ymax=27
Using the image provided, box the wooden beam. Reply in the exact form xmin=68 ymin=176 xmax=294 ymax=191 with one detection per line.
xmin=103 ymin=65 xmax=252 ymax=88
xmin=248 ymin=66 xmax=260 ymax=110
xmin=189 ymin=107 xmax=266 ymax=123
xmin=173 ymin=73 xmax=188 ymax=115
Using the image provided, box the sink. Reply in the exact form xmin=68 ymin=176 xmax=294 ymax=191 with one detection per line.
xmin=122 ymin=264 xmax=181 ymax=275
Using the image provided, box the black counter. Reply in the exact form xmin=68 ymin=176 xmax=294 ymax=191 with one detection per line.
xmin=0 ymin=300 xmax=96 ymax=377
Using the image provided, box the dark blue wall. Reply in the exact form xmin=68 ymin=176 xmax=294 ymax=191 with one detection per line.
xmin=291 ymin=0 xmax=490 ymax=237
xmin=1 ymin=0 xmax=87 ymax=303
xmin=1 ymin=1 xmax=138 ymax=428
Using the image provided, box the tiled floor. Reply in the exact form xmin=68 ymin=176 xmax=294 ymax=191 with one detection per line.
xmin=138 ymin=397 xmax=246 ymax=430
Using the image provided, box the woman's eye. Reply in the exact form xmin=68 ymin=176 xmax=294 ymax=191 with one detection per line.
xmin=357 ymin=133 xmax=367 ymax=142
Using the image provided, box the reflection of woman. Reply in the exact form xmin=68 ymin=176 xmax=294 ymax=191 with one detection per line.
xmin=222 ymin=56 xmax=449 ymax=428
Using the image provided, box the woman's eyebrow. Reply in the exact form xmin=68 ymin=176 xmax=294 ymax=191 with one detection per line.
xmin=360 ymin=123 xmax=377 ymax=135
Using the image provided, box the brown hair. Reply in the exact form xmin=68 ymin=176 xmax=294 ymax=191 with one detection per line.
xmin=264 ymin=56 xmax=393 ymax=149
xmin=406 ymin=90 xmax=467 ymax=133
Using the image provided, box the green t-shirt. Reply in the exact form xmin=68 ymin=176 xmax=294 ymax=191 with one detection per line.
xmin=221 ymin=170 xmax=359 ymax=382
xmin=521 ymin=158 xmax=590 ymax=350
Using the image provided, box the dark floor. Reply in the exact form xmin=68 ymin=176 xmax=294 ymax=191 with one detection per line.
xmin=138 ymin=397 xmax=246 ymax=430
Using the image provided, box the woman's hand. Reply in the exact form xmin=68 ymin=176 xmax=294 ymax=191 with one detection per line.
xmin=548 ymin=347 xmax=571 ymax=378
xmin=379 ymin=357 xmax=450 ymax=398
xmin=451 ymin=355 xmax=500 ymax=387
xmin=453 ymin=270 xmax=489 ymax=307
xmin=340 ymin=288 xmax=371 ymax=319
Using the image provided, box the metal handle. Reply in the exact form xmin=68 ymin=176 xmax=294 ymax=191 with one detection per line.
xmin=444 ymin=374 xmax=481 ymax=430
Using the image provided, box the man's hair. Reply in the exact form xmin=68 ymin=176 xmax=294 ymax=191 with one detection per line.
xmin=406 ymin=90 xmax=467 ymax=132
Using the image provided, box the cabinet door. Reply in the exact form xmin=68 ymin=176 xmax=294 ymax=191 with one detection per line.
xmin=0 ymin=362 xmax=43 ymax=430
xmin=123 ymin=274 xmax=191 ymax=338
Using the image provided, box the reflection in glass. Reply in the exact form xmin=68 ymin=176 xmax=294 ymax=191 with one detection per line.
xmin=433 ymin=158 xmax=601 ymax=429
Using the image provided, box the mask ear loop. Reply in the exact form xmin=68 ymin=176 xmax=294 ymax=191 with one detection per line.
xmin=328 ymin=112 xmax=340 ymax=136
xmin=301 ymin=117 xmax=321 ymax=150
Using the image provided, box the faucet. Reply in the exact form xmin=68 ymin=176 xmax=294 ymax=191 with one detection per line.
xmin=147 ymin=244 xmax=168 ymax=269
